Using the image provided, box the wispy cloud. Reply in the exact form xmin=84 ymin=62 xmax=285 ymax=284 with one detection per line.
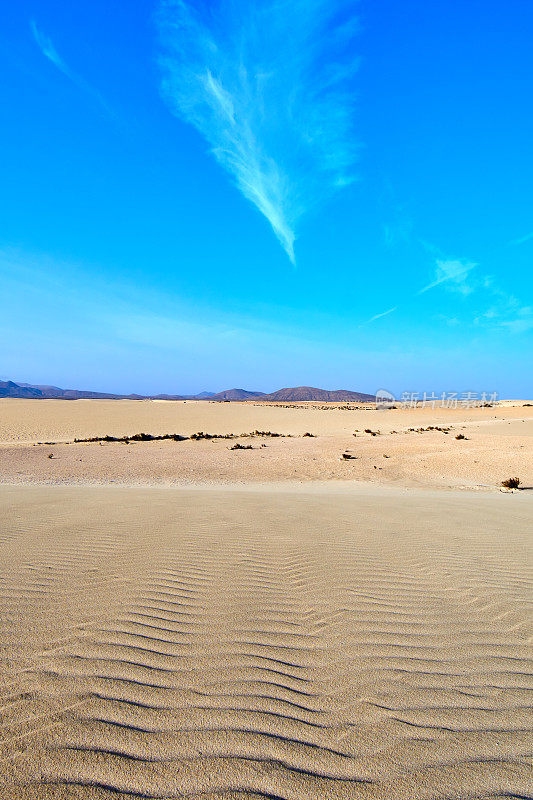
xmin=500 ymin=308 xmax=533 ymax=333
xmin=156 ymin=0 xmax=360 ymax=263
xmin=361 ymin=306 xmax=398 ymax=326
xmin=417 ymin=258 xmax=476 ymax=295
xmin=509 ymin=231 xmax=533 ymax=247
xmin=362 ymin=256 xmax=476 ymax=325
xmin=414 ymin=255 xmax=531 ymax=333
xmin=31 ymin=20 xmax=73 ymax=78
xmin=474 ymin=279 xmax=533 ymax=334
xmin=30 ymin=20 xmax=115 ymax=118
xmin=415 ymin=257 xmax=532 ymax=334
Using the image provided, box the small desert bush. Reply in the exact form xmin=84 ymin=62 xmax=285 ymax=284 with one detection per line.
xmin=191 ymin=431 xmax=234 ymax=440
xmin=501 ymin=477 xmax=520 ymax=489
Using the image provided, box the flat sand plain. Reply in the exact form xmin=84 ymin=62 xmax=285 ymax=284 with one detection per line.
xmin=0 ymin=398 xmax=532 ymax=489
xmin=0 ymin=400 xmax=532 ymax=799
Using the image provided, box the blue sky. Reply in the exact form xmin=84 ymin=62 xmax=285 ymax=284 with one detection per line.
xmin=1 ymin=0 xmax=532 ymax=397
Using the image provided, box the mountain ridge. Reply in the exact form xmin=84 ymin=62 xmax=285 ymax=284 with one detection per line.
xmin=210 ymin=388 xmax=266 ymax=401
xmin=1 ymin=380 xmax=375 ymax=402
xmin=257 ymin=386 xmax=376 ymax=402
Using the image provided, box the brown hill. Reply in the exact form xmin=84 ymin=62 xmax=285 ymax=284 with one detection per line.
xmin=210 ymin=388 xmax=266 ymax=401
xmin=259 ymin=386 xmax=376 ymax=402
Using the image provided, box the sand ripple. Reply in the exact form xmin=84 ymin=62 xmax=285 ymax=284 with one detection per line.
xmin=1 ymin=484 xmax=531 ymax=799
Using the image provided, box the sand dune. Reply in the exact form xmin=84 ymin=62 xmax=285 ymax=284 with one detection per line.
xmin=1 ymin=483 xmax=531 ymax=799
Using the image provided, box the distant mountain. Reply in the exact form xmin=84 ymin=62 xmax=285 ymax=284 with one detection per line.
xmin=1 ymin=381 xmax=375 ymax=402
xmin=259 ymin=386 xmax=376 ymax=402
xmin=0 ymin=380 xmax=43 ymax=398
xmin=151 ymin=391 xmax=215 ymax=400
xmin=48 ymin=389 xmax=142 ymax=400
xmin=2 ymin=381 xmax=184 ymax=400
xmin=148 ymin=394 xmax=186 ymax=400
xmin=210 ymin=388 xmax=266 ymax=401
xmin=18 ymin=383 xmax=63 ymax=391
xmin=207 ymin=387 xmax=375 ymax=402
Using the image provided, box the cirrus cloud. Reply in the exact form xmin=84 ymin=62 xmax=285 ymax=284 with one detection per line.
xmin=156 ymin=0 xmax=360 ymax=263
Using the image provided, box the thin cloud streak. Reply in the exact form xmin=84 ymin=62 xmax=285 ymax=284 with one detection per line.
xmin=156 ymin=0 xmax=360 ymax=263
xmin=361 ymin=306 xmax=398 ymax=326
xmin=362 ymin=257 xmax=476 ymax=326
xmin=30 ymin=20 xmax=116 ymax=119
xmin=509 ymin=231 xmax=533 ymax=247
xmin=417 ymin=259 xmax=476 ymax=295
xmin=360 ymin=258 xmax=477 ymax=327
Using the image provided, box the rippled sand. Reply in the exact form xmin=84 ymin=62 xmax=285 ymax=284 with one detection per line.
xmin=1 ymin=483 xmax=531 ymax=799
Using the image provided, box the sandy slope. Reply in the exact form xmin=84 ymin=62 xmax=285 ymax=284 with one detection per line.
xmin=1 ymin=483 xmax=532 ymax=799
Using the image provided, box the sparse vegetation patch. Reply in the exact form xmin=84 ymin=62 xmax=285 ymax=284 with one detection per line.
xmin=73 ymin=432 xmax=188 ymax=443
xmin=408 ymin=426 xmax=451 ymax=434
xmin=501 ymin=477 xmax=520 ymax=489
xmin=191 ymin=431 xmax=234 ymax=440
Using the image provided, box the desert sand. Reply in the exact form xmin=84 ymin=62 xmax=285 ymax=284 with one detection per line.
xmin=1 ymin=400 xmax=532 ymax=799
xmin=0 ymin=398 xmax=532 ymax=490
